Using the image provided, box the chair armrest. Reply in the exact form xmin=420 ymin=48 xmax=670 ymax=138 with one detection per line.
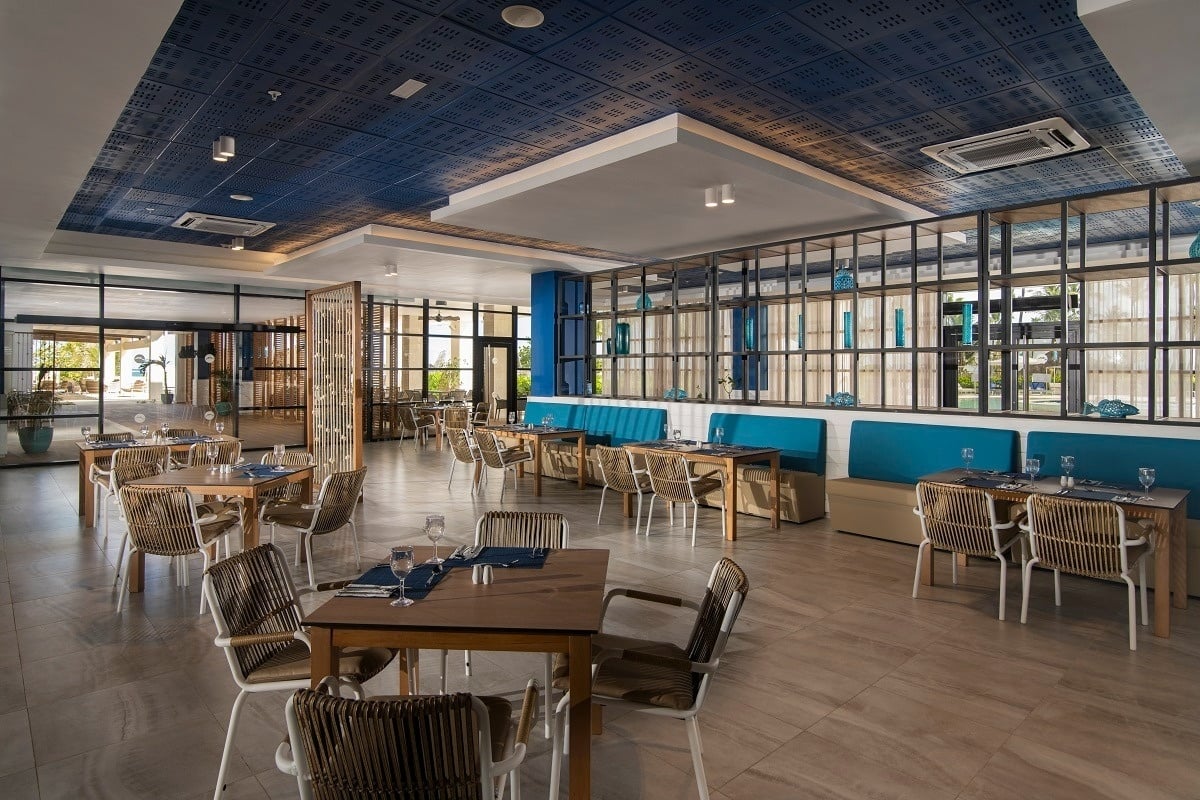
xmin=600 ymin=587 xmax=701 ymax=621
xmin=314 ymin=579 xmax=353 ymax=591
xmin=216 ymin=630 xmax=302 ymax=648
xmin=1007 ymin=509 xmax=1028 ymax=529
xmin=595 ymin=647 xmax=715 ymax=675
xmin=514 ymin=679 xmax=539 ymax=747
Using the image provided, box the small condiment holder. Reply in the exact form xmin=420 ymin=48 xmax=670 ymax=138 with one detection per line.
xmin=218 ymin=463 xmax=232 ymax=475
xmin=471 ymin=564 xmax=493 ymax=585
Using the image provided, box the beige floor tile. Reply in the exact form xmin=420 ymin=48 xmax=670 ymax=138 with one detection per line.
xmin=0 ymin=709 xmax=34 ymax=778
xmin=0 ymin=768 xmax=39 ymax=800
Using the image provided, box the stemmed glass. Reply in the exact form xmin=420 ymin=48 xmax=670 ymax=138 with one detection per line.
xmin=1060 ymin=455 xmax=1075 ymax=488
xmin=214 ymin=421 xmax=225 ymax=436
xmin=205 ymin=441 xmax=220 ymax=473
xmin=508 ymin=412 xmax=516 ymax=425
xmin=1138 ymin=467 xmax=1156 ymax=499
xmin=159 ymin=422 xmax=170 ymax=440
xmin=139 ymin=426 xmax=151 ymax=443
xmin=273 ymin=443 xmax=286 ymax=459
xmin=1024 ymin=457 xmax=1041 ymax=484
xmin=714 ymin=426 xmax=725 ymax=446
xmin=390 ymin=545 xmax=415 ymax=607
xmin=425 ymin=514 xmax=445 ymax=564
xmin=80 ymin=425 xmax=92 ymax=444
xmin=961 ymin=447 xmax=974 ymax=471
xmin=672 ymin=428 xmax=682 ymax=443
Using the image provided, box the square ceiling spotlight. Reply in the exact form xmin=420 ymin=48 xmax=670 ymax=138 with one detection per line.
xmin=390 ymin=79 xmax=427 ymax=99
xmin=432 ymin=114 xmax=930 ymax=259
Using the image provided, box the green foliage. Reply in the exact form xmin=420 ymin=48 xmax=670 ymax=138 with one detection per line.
xmin=957 ymin=371 xmax=974 ymax=389
xmin=517 ymin=343 xmax=531 ymax=369
xmin=517 ymin=372 xmax=531 ymax=397
xmin=6 ymin=389 xmax=63 ymax=427
xmin=427 ymin=355 xmax=463 ymax=393
xmin=33 ymin=339 xmax=99 ymax=385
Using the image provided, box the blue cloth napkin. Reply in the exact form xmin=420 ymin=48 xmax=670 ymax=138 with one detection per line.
xmin=344 ymin=563 xmax=449 ymax=600
xmin=240 ymin=463 xmax=297 ymax=478
xmin=450 ymin=546 xmax=549 ymax=568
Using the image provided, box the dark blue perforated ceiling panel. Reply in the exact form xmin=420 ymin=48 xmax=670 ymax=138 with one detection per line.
xmin=60 ymin=0 xmax=1192 ymax=257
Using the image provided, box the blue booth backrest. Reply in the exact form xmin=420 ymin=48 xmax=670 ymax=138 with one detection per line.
xmin=848 ymin=420 xmax=1019 ymax=484
xmin=1026 ymin=431 xmax=1200 ymax=520
xmin=521 ymin=401 xmax=583 ymax=429
xmin=586 ymin=405 xmax=667 ymax=446
xmin=707 ymin=413 xmax=826 ymax=475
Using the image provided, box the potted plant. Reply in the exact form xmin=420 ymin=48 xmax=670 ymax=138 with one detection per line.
xmin=212 ymin=369 xmax=233 ymax=416
xmin=6 ymin=388 xmax=63 ymax=454
xmin=134 ymin=354 xmax=174 ymax=404
xmin=717 ymin=372 xmax=742 ymax=400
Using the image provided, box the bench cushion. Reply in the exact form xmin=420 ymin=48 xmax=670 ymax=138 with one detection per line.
xmin=708 ymin=413 xmax=826 ymax=475
xmin=848 ymin=420 xmax=1019 ymax=484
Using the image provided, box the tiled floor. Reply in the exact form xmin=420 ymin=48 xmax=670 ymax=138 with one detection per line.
xmin=2 ymin=441 xmax=1199 ymax=799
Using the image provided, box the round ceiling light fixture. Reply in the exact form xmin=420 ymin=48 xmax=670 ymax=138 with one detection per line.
xmin=501 ymin=4 xmax=544 ymax=28
xmin=229 ymin=193 xmax=253 ymax=201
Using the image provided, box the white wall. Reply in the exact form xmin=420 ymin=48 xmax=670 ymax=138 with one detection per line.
xmin=531 ymin=396 xmax=1200 ymax=480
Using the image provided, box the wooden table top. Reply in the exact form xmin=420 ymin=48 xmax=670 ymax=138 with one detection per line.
xmin=128 ymin=464 xmax=311 ymax=490
xmin=485 ymin=425 xmax=586 ymax=437
xmin=304 ymin=547 xmax=609 ymax=635
xmin=920 ymin=468 xmax=1188 ymax=512
xmin=623 ymin=439 xmax=780 ymax=462
xmin=76 ymin=436 xmax=238 ymax=453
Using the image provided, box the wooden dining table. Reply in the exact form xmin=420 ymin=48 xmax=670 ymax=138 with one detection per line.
xmin=622 ymin=440 xmax=781 ymax=541
xmin=304 ymin=547 xmax=609 ymax=799
xmin=919 ymin=468 xmax=1188 ymax=638
xmin=123 ymin=464 xmax=313 ymax=593
xmin=485 ymin=424 xmax=588 ymax=496
xmin=76 ymin=436 xmax=239 ymax=527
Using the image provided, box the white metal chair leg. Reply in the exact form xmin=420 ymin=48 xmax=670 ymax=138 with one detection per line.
xmin=1020 ymin=557 xmax=1038 ymax=624
xmin=543 ymin=655 xmax=553 ymax=739
xmin=548 ymin=695 xmax=568 ymax=800
xmin=685 ymin=716 xmax=710 ymax=800
xmin=1053 ymin=569 xmax=1062 ymax=606
xmin=115 ymin=548 xmax=132 ymax=614
xmin=113 ymin=533 xmax=129 ymax=586
xmin=634 ymin=492 xmax=644 ymax=536
xmin=1123 ymin=575 xmax=1137 ymax=650
xmin=213 ymin=689 xmax=249 ymax=800
xmin=645 ymin=494 xmax=656 ymax=536
xmin=997 ymin=556 xmax=1008 ymax=621
xmin=447 ymin=459 xmax=456 ymax=490
xmin=439 ymin=649 xmax=448 ymax=693
xmin=951 ymin=552 xmax=958 ymax=584
xmin=690 ymin=501 xmax=699 ymax=546
xmin=597 ymin=486 xmax=607 ymax=524
xmin=305 ymin=534 xmax=316 ymax=590
xmin=464 ymin=649 xmax=471 ymax=677
xmin=912 ymin=540 xmax=928 ymax=598
xmin=348 ymin=520 xmax=361 ymax=570
xmin=1139 ymin=558 xmax=1149 ymax=625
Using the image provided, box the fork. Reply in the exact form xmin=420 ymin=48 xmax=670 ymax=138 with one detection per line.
xmin=473 ymin=559 xmax=522 ymax=568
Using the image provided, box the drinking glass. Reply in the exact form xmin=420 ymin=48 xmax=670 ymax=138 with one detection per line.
xmin=206 ymin=442 xmax=220 ymax=472
xmin=714 ymin=426 xmax=725 ymax=446
xmin=214 ymin=421 xmax=225 ymax=436
xmin=672 ymin=428 xmax=682 ymax=442
xmin=1138 ymin=467 xmax=1156 ymax=498
xmin=159 ymin=422 xmax=170 ymax=440
xmin=1024 ymin=457 xmax=1041 ymax=483
xmin=273 ymin=443 xmax=286 ymax=459
xmin=389 ymin=545 xmax=415 ymax=607
xmin=507 ymin=412 xmax=516 ymax=425
xmin=663 ymin=423 xmax=669 ymax=440
xmin=541 ymin=415 xmax=551 ymax=427
xmin=1060 ymin=455 xmax=1075 ymax=485
xmin=139 ymin=426 xmax=151 ymax=442
xmin=961 ymin=447 xmax=974 ymax=471
xmin=80 ymin=425 xmax=92 ymax=444
xmin=425 ymin=514 xmax=445 ymax=564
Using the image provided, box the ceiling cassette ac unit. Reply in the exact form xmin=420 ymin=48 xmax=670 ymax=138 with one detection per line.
xmin=170 ymin=212 xmax=275 ymax=236
xmin=920 ymin=117 xmax=1089 ymax=174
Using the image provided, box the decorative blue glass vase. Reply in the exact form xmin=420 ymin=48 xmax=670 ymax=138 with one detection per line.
xmin=614 ymin=322 xmax=630 ymax=355
xmin=635 ymin=292 xmax=653 ymax=310
xmin=1190 ymin=231 xmax=1200 ymax=259
xmin=833 ymin=261 xmax=855 ymax=291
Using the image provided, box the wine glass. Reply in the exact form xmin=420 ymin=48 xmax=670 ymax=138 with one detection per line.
xmin=961 ymin=447 xmax=974 ymax=471
xmin=672 ymin=428 xmax=682 ymax=442
xmin=425 ymin=514 xmax=446 ymax=564
xmin=508 ymin=412 xmax=516 ymax=425
xmin=1138 ymin=467 xmax=1156 ymax=499
xmin=205 ymin=442 xmax=220 ymax=473
xmin=214 ymin=421 xmax=225 ymax=436
xmin=139 ymin=426 xmax=151 ymax=443
xmin=1060 ymin=455 xmax=1075 ymax=487
xmin=714 ymin=426 xmax=725 ymax=446
xmin=663 ymin=423 xmax=669 ymax=440
xmin=1024 ymin=457 xmax=1041 ymax=484
xmin=80 ymin=425 xmax=92 ymax=444
xmin=390 ymin=545 xmax=415 ymax=607
xmin=273 ymin=443 xmax=286 ymax=459
xmin=159 ymin=422 xmax=170 ymax=440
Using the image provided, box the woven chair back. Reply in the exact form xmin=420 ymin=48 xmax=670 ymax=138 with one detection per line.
xmin=291 ymin=689 xmax=484 ymax=800
xmin=96 ymin=432 xmax=134 ymax=443
xmin=110 ymin=460 xmax=164 ymax=492
xmin=259 ymin=451 xmax=316 ymax=502
xmin=473 ymin=431 xmax=509 ymax=469
xmin=311 ymin=467 xmax=367 ymax=535
xmin=596 ymin=445 xmax=643 ymax=494
xmin=112 ymin=444 xmax=171 ymax=472
xmin=447 ymin=428 xmax=478 ymax=466
xmin=1027 ymin=494 xmax=1127 ymax=579
xmin=119 ymin=485 xmax=204 ymax=557
xmin=916 ymin=481 xmax=1001 ymax=557
xmin=165 ymin=427 xmax=196 ymax=438
xmin=187 ymin=440 xmax=242 ymax=467
xmin=205 ymin=544 xmax=304 ymax=680
xmin=444 ymin=406 xmax=470 ymax=430
xmin=476 ymin=511 xmax=568 ymax=549
xmin=686 ymin=558 xmax=750 ymax=665
xmin=643 ymin=451 xmax=697 ymax=504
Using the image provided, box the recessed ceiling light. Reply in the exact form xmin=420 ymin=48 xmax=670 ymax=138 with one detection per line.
xmin=390 ymin=79 xmax=427 ymax=99
xmin=501 ymin=4 xmax=544 ymax=28
xmin=229 ymin=194 xmax=253 ymax=201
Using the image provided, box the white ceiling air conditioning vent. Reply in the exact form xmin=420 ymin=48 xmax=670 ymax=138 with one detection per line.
xmin=920 ymin=117 xmax=1089 ymax=174
xmin=170 ymin=212 xmax=275 ymax=236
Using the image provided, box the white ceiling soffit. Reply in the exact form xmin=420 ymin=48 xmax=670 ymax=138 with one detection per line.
xmin=270 ymin=225 xmax=627 ymax=306
xmin=1079 ymin=0 xmax=1200 ymax=174
xmin=432 ymin=114 xmax=932 ymax=260
xmin=0 ymin=0 xmax=182 ymax=262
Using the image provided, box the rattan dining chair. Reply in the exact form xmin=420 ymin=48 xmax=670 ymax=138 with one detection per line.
xmin=164 ymin=427 xmax=197 ymax=438
xmin=94 ymin=444 xmax=171 ymax=540
xmin=203 ymin=544 xmax=395 ymax=800
xmin=258 ymin=450 xmax=317 ymax=505
xmin=276 ymin=679 xmax=538 ymax=800
xmin=595 ymin=445 xmax=653 ymax=535
xmin=444 ymin=404 xmax=470 ymax=430
xmin=475 ymin=430 xmax=533 ymax=501
xmin=441 ymin=511 xmax=569 ymax=737
xmin=115 ymin=484 xmax=241 ymax=615
xmin=643 ymin=451 xmax=726 ymax=545
xmin=184 ymin=439 xmax=243 ymax=468
xmin=260 ymin=466 xmax=368 ymax=589
xmin=912 ymin=480 xmax=1027 ymax=620
xmin=548 ymin=557 xmax=749 ymax=800
xmin=1020 ymin=494 xmax=1156 ymax=650
xmin=472 ymin=401 xmax=490 ymax=426
xmin=446 ymin=426 xmax=482 ymax=494
xmin=400 ymin=405 xmax=436 ymax=447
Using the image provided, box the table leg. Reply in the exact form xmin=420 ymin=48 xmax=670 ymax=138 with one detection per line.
xmin=576 ymin=435 xmax=587 ymax=490
xmin=623 ymin=492 xmax=634 ymax=518
xmin=397 ymin=649 xmax=413 ymax=694
xmin=242 ymin=495 xmax=260 ymax=549
xmin=309 ymin=628 xmax=336 ymax=689
xmin=1154 ymin=514 xmax=1171 ymax=638
xmin=568 ymin=635 xmax=592 ymax=800
xmin=723 ymin=458 xmax=738 ymax=542
xmin=79 ymin=453 xmax=93 ymax=525
xmin=1171 ymin=505 xmax=1187 ymax=611
xmin=533 ymin=439 xmax=543 ymax=497
xmin=128 ymin=551 xmax=145 ymax=593
xmin=770 ymin=454 xmax=780 ymax=529
xmin=434 ymin=417 xmax=444 ymax=451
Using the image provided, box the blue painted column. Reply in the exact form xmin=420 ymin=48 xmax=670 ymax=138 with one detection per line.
xmin=530 ymin=271 xmax=562 ymax=397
